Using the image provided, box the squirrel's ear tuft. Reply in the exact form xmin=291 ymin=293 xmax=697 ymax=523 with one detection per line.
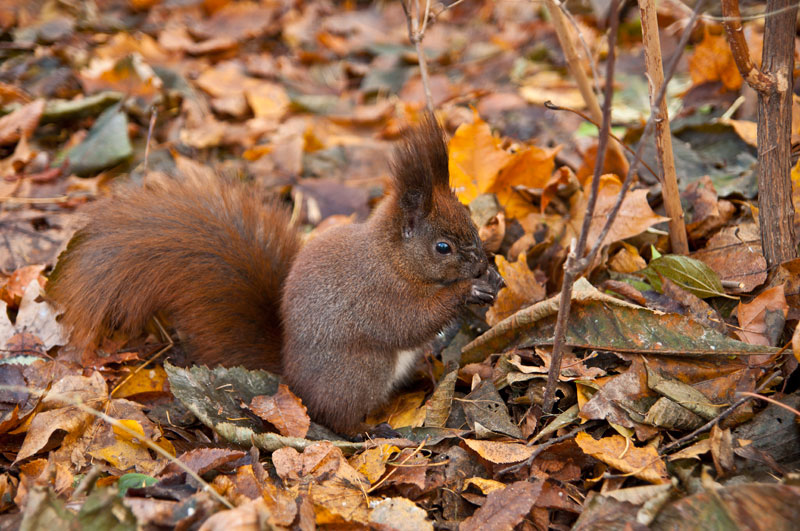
xmin=391 ymin=113 xmax=450 ymax=222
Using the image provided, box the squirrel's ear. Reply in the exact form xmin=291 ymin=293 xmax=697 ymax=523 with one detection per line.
xmin=391 ymin=113 xmax=449 ymax=236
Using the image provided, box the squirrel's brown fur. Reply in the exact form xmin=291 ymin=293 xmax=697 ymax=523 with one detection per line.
xmin=48 ymin=115 xmax=497 ymax=434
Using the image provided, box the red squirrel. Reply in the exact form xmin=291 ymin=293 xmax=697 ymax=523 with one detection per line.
xmin=47 ymin=115 xmax=500 ymax=434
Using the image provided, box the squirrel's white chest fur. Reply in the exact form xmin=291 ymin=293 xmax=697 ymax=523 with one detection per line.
xmin=391 ymin=349 xmax=421 ymax=387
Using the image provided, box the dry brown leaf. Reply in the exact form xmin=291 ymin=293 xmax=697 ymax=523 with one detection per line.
xmin=369 ymin=497 xmax=433 ymax=531
xmin=0 ymin=99 xmax=44 ymax=146
xmin=15 ymin=407 xmax=93 ymax=462
xmin=735 ymin=285 xmax=788 ymax=346
xmin=569 ymin=174 xmax=669 ymax=251
xmin=381 ymin=447 xmax=428 ymax=490
xmin=575 ymin=431 xmax=669 ymax=484
xmin=244 ymin=81 xmax=289 ymax=121
xmin=161 ymin=448 xmax=246 ymax=477
xmin=459 ymin=480 xmax=542 ymax=531
xmin=1 ymin=265 xmax=46 ymax=308
xmin=462 ymin=439 xmax=535 ymax=464
xmin=608 ymin=243 xmax=646 ymax=274
xmin=198 ymin=497 xmax=274 ymax=531
xmin=248 ymin=384 xmax=310 ymax=438
xmin=692 ymin=224 xmax=766 ymax=293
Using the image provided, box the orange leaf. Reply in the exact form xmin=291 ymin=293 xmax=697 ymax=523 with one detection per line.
xmin=491 ymin=145 xmax=560 ymax=220
xmin=448 ymin=113 xmax=513 ymax=204
xmin=688 ymin=29 xmax=742 ymax=91
xmin=735 ymin=285 xmax=788 ymax=346
xmin=575 ymin=431 xmax=669 ymax=484
xmin=486 ymin=253 xmax=546 ymax=326
xmin=249 ymin=384 xmax=310 ymax=438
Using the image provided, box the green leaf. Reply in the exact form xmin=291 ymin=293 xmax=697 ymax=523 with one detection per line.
xmin=644 ymin=254 xmax=734 ymax=299
xmin=117 ymin=473 xmax=157 ymax=496
xmin=65 ymin=102 xmax=132 ymax=176
xmin=650 ymin=245 xmax=662 ymax=260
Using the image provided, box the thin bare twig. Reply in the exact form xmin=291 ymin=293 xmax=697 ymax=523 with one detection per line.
xmin=402 ymin=0 xmax=435 ymax=113
xmin=737 ymin=391 xmax=800 ymax=418
xmin=660 ymin=370 xmax=781 ymax=454
xmin=541 ymin=1 xmax=705 ymax=414
xmin=143 ymin=106 xmax=158 ymax=172
xmin=543 ymin=101 xmax=660 ymax=183
xmin=583 ymin=0 xmax=705 ymax=268
xmin=541 ymin=0 xmax=620 ymax=414
xmin=544 ymin=0 xmax=628 ymax=175
xmin=499 ymin=421 xmax=598 ymax=475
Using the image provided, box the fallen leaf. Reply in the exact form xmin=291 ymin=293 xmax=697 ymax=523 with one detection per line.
xmin=735 ymin=285 xmax=788 ymax=346
xmin=449 ymin=113 xmax=513 ymax=204
xmin=688 ymin=29 xmax=742 ymax=91
xmin=0 ymin=99 xmax=45 ymax=146
xmin=369 ymin=497 xmax=433 ymax=531
xmin=349 ymin=443 xmax=399 ymax=484
xmin=569 ymin=174 xmax=669 ymax=252
xmin=248 ymin=384 xmax=310 ymax=438
xmin=575 ymin=431 xmax=669 ymax=484
xmin=487 ymin=253 xmax=546 ymax=326
xmin=459 ymin=480 xmax=543 ymax=531
xmin=462 ymin=439 xmax=535 ymax=464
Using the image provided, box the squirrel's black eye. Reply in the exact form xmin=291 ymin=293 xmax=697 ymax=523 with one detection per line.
xmin=435 ymin=241 xmax=452 ymax=254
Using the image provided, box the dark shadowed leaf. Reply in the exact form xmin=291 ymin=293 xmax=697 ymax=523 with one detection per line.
xmin=459 ymin=480 xmax=542 ymax=531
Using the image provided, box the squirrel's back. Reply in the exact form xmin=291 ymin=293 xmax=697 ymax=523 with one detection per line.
xmin=48 ymin=172 xmax=299 ymax=371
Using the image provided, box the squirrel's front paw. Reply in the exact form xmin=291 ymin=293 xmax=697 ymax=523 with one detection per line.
xmin=467 ymin=278 xmax=497 ymax=305
xmin=466 ymin=266 xmax=503 ymax=305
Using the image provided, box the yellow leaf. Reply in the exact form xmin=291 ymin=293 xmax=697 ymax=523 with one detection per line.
xmin=575 ymin=431 xmax=668 ymax=484
xmin=349 ymin=444 xmax=399 ymax=484
xmin=463 ymin=477 xmax=507 ymax=494
xmin=448 ymin=113 xmax=512 ymax=204
xmin=112 ymin=419 xmax=146 ymax=441
xmin=113 ymin=366 xmax=168 ymax=398
xmin=366 ymin=391 xmax=427 ymax=429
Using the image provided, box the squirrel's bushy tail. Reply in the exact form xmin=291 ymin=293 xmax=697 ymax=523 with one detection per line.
xmin=47 ymin=172 xmax=299 ymax=371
